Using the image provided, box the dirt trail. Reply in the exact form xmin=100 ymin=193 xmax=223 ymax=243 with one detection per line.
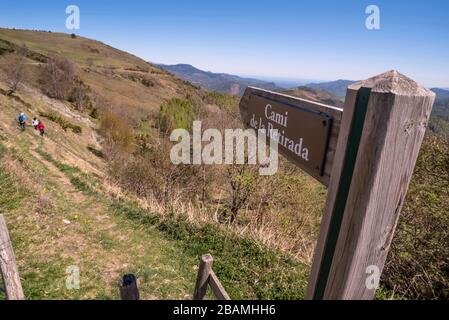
xmin=25 ymin=142 xmax=192 ymax=299
xmin=30 ymin=147 xmax=86 ymax=203
xmin=0 ymin=92 xmax=195 ymax=300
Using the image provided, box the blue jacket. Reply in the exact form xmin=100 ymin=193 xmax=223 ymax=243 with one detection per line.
xmin=18 ymin=114 xmax=27 ymax=122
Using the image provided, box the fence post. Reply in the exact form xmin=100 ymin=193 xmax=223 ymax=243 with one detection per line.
xmin=209 ymin=270 xmax=231 ymax=300
xmin=306 ymin=70 xmax=435 ymax=299
xmin=119 ymin=274 xmax=140 ymax=300
xmin=193 ymin=254 xmax=213 ymax=300
xmin=0 ymin=214 xmax=25 ymax=300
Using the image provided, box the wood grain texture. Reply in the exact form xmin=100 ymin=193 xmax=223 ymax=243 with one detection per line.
xmin=305 ymin=86 xmax=359 ymax=299
xmin=240 ymin=87 xmax=343 ymax=186
xmin=193 ymin=254 xmax=213 ymax=300
xmin=209 ymin=270 xmax=231 ymax=300
xmin=307 ymin=70 xmax=435 ymax=300
xmin=0 ymin=214 xmax=25 ymax=300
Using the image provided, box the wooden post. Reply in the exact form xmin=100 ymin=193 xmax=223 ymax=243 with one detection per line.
xmin=193 ymin=254 xmax=213 ymax=300
xmin=119 ymin=274 xmax=140 ymax=300
xmin=209 ymin=270 xmax=231 ymax=300
xmin=306 ymin=71 xmax=435 ymax=300
xmin=0 ymin=214 xmax=25 ymax=300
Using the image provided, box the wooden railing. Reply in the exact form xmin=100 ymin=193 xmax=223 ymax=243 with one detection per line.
xmin=193 ymin=254 xmax=230 ymax=300
xmin=118 ymin=254 xmax=230 ymax=300
xmin=1 ymin=213 xmax=229 ymax=301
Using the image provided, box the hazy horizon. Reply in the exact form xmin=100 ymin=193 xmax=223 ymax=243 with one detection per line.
xmin=152 ymin=61 xmax=325 ymax=87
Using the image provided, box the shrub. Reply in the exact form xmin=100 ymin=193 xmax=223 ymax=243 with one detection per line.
xmin=159 ymin=98 xmax=199 ymax=133
xmin=222 ymin=164 xmax=260 ymax=224
xmin=26 ymin=50 xmax=47 ymax=63
xmin=38 ymin=111 xmax=82 ymax=134
xmin=0 ymin=39 xmax=14 ymax=55
xmin=383 ymin=134 xmax=449 ymax=299
xmin=204 ymin=92 xmax=240 ymax=112
xmin=98 ymin=111 xmax=135 ymax=154
xmin=109 ymin=131 xmax=204 ymax=206
xmin=89 ymin=108 xmax=99 ymax=119
xmin=68 ymin=81 xmax=91 ymax=111
xmin=71 ymin=126 xmax=82 ymax=134
xmin=141 ymin=78 xmax=154 ymax=87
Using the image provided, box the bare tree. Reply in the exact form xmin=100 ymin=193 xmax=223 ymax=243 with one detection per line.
xmin=2 ymin=53 xmax=29 ymax=95
xmin=40 ymin=56 xmax=75 ymax=99
xmin=69 ymin=82 xmax=90 ymax=111
xmin=201 ymin=106 xmax=261 ymax=224
xmin=223 ymin=163 xmax=259 ymax=224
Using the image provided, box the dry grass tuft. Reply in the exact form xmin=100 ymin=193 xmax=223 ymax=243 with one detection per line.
xmin=35 ymin=194 xmax=54 ymax=215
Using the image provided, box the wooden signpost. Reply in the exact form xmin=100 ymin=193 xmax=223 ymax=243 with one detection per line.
xmin=240 ymin=87 xmax=343 ymax=186
xmin=239 ymin=70 xmax=435 ymax=300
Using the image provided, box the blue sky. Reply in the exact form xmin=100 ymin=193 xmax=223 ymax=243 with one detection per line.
xmin=1 ymin=0 xmax=448 ymax=87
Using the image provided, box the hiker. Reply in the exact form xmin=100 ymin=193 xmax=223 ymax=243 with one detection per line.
xmin=18 ymin=112 xmax=27 ymax=130
xmin=32 ymin=117 xmax=39 ymax=129
xmin=36 ymin=121 xmax=46 ymax=137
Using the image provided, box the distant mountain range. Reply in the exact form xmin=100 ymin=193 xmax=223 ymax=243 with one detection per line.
xmin=282 ymin=86 xmax=344 ymax=108
xmin=304 ymin=80 xmax=357 ymax=98
xmin=299 ymin=82 xmax=449 ymax=136
xmin=432 ymin=88 xmax=449 ymax=103
xmin=301 ymin=82 xmax=449 ymax=116
xmin=156 ymin=63 xmax=449 ymax=135
xmin=157 ymin=64 xmax=279 ymax=96
xmin=429 ymin=88 xmax=449 ymax=136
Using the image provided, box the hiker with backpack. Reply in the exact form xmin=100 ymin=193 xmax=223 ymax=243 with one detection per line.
xmin=36 ymin=121 xmax=46 ymax=137
xmin=18 ymin=112 xmax=27 ymax=130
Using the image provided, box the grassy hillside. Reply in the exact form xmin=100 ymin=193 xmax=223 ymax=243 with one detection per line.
xmin=0 ymin=28 xmax=447 ymax=300
xmin=0 ymin=28 xmax=203 ymax=123
xmin=0 ymin=28 xmax=313 ymax=300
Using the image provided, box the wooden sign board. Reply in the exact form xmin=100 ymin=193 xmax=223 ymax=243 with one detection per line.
xmin=240 ymin=72 xmax=435 ymax=300
xmin=305 ymin=71 xmax=435 ymax=300
xmin=239 ymin=87 xmax=343 ymax=186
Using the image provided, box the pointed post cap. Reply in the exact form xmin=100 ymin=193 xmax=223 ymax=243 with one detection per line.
xmin=349 ymin=70 xmax=435 ymax=97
